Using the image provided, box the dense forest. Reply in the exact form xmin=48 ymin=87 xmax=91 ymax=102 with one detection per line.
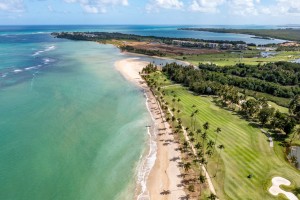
xmin=162 ymin=62 xmax=300 ymax=98
xmin=179 ymin=28 xmax=300 ymax=42
xmin=199 ymin=62 xmax=300 ymax=86
xmin=52 ymin=32 xmax=246 ymax=45
xmin=120 ymin=45 xmax=166 ymax=56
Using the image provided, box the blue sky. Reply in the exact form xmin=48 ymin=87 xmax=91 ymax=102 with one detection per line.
xmin=0 ymin=0 xmax=299 ymax=25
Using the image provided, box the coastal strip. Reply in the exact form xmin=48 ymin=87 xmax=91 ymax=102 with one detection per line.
xmin=115 ymin=58 xmax=186 ymax=200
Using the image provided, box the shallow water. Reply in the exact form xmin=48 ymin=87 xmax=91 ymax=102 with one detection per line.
xmin=0 ymin=34 xmax=153 ymax=199
xmin=0 ymin=28 xmax=192 ymax=199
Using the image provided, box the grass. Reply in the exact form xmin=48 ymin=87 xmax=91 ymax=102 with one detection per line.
xmin=268 ymin=101 xmax=289 ymax=113
xmin=150 ymin=72 xmax=300 ymax=199
xmin=243 ymin=89 xmax=291 ymax=108
xmin=170 ymin=50 xmax=300 ymax=66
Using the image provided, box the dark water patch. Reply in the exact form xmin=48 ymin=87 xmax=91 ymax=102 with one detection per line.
xmin=288 ymin=146 xmax=300 ymax=170
xmin=293 ymin=59 xmax=300 ymax=63
xmin=260 ymin=51 xmax=278 ymax=58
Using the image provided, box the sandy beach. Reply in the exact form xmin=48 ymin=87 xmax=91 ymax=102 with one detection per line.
xmin=115 ymin=58 xmax=186 ymax=200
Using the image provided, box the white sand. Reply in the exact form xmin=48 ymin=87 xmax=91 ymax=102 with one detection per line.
xmin=115 ymin=58 xmax=186 ymax=200
xmin=269 ymin=177 xmax=298 ymax=200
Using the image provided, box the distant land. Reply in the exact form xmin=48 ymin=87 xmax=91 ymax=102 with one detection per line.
xmin=179 ymin=28 xmax=300 ymax=42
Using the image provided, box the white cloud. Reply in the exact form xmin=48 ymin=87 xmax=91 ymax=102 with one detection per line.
xmin=146 ymin=0 xmax=184 ymax=12
xmin=229 ymin=0 xmax=260 ymax=16
xmin=0 ymin=0 xmax=25 ymax=12
xmin=63 ymin=0 xmax=129 ymax=14
xmin=275 ymin=0 xmax=300 ymax=15
xmin=190 ymin=0 xmax=225 ymax=13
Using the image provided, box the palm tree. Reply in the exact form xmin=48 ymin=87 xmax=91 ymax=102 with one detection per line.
xmin=199 ymin=174 xmax=206 ymax=184
xmin=193 ymin=109 xmax=199 ymax=131
xmin=183 ymin=141 xmax=189 ymax=153
xmin=190 ymin=113 xmax=195 ymax=130
xmin=197 ymin=149 xmax=203 ymax=157
xmin=172 ymin=98 xmax=176 ymax=108
xmin=195 ymin=142 xmax=202 ymax=150
xmin=198 ymin=157 xmax=207 ymax=169
xmin=196 ymin=129 xmax=202 ymax=140
xmin=203 ymin=122 xmax=209 ymax=131
xmin=188 ymin=131 xmax=194 ymax=137
xmin=213 ymin=127 xmax=221 ymax=154
xmin=183 ymin=162 xmax=191 ymax=172
xmin=206 ymin=149 xmax=213 ymax=157
xmin=199 ymin=174 xmax=206 ymax=196
xmin=207 ymin=140 xmax=215 ymax=149
xmin=215 ymin=144 xmax=225 ymax=177
xmin=201 ymin=132 xmax=207 ymax=152
xmin=207 ymin=193 xmax=217 ymax=200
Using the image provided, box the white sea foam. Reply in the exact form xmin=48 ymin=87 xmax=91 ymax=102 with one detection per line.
xmin=136 ymin=91 xmax=158 ymax=200
xmin=32 ymin=45 xmax=56 ymax=56
xmin=25 ymin=66 xmax=37 ymax=70
xmin=43 ymin=58 xmax=55 ymax=64
xmin=45 ymin=45 xmax=56 ymax=52
xmin=13 ymin=69 xmax=22 ymax=73
xmin=32 ymin=50 xmax=44 ymax=56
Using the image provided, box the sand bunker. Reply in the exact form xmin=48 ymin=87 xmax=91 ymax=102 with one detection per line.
xmin=269 ymin=177 xmax=298 ymax=200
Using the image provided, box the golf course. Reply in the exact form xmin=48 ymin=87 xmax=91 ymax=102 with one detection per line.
xmin=149 ymin=71 xmax=300 ymax=199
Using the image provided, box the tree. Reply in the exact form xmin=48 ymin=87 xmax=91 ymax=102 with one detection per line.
xmin=258 ymin=107 xmax=275 ymax=126
xmin=206 ymin=149 xmax=213 ymax=157
xmin=290 ymin=127 xmax=300 ymax=145
xmin=183 ymin=162 xmax=191 ymax=172
xmin=207 ymin=193 xmax=217 ymax=200
xmin=199 ymin=174 xmax=206 ymax=196
xmin=207 ymin=140 xmax=215 ymax=149
xmin=195 ymin=142 xmax=202 ymax=150
xmin=196 ymin=129 xmax=202 ymax=140
xmin=215 ymin=144 xmax=225 ymax=177
xmin=201 ymin=132 xmax=208 ymax=152
xmin=244 ymin=99 xmax=260 ymax=118
xmin=289 ymin=95 xmax=300 ymax=120
xmin=213 ymin=127 xmax=221 ymax=154
xmin=203 ymin=122 xmax=210 ymax=131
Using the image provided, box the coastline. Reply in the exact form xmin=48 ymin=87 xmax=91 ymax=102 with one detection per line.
xmin=115 ymin=58 xmax=186 ymax=200
xmin=121 ymin=51 xmax=192 ymax=66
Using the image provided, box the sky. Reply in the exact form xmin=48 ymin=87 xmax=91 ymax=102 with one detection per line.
xmin=0 ymin=0 xmax=300 ymax=25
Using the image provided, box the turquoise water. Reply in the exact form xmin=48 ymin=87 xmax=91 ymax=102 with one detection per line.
xmin=0 ymin=25 xmax=286 ymax=45
xmin=0 ymin=35 xmax=152 ymax=199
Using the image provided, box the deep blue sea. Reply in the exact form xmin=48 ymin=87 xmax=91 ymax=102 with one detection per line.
xmin=0 ymin=25 xmax=287 ymax=200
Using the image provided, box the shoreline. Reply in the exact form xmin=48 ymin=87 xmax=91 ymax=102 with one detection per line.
xmin=115 ymin=58 xmax=186 ymax=200
xmin=121 ymin=51 xmax=192 ymax=66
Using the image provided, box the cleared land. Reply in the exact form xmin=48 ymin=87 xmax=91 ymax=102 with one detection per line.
xmin=171 ymin=51 xmax=300 ymax=66
xmin=124 ymin=41 xmax=221 ymax=55
xmin=151 ymin=72 xmax=300 ymax=200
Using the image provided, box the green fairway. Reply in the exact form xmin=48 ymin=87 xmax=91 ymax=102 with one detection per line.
xmin=170 ymin=51 xmax=300 ymax=66
xmin=159 ymin=84 xmax=300 ymax=199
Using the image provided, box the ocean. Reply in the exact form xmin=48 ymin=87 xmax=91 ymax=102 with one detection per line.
xmin=0 ymin=25 xmax=285 ymax=200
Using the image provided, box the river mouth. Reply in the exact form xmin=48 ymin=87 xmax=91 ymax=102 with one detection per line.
xmin=288 ymin=146 xmax=300 ymax=170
